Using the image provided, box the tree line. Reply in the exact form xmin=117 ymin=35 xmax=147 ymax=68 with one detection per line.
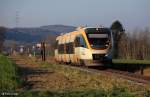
xmin=111 ymin=20 xmax=150 ymax=60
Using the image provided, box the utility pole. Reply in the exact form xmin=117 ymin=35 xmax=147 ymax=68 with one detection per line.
xmin=41 ymin=41 xmax=46 ymax=61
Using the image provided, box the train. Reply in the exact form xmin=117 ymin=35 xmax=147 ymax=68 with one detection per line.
xmin=54 ymin=26 xmax=114 ymax=66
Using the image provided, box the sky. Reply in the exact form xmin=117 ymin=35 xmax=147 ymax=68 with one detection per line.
xmin=0 ymin=0 xmax=150 ymax=31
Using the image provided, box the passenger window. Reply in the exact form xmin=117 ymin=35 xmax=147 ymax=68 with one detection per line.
xmin=65 ymin=42 xmax=74 ymax=54
xmin=80 ymin=36 xmax=86 ymax=48
xmin=58 ymin=44 xmax=65 ymax=54
xmin=75 ymin=37 xmax=80 ymax=47
xmin=55 ymin=40 xmax=58 ymax=49
xmin=75 ymin=35 xmax=86 ymax=48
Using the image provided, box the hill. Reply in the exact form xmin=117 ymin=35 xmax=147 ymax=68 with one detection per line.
xmin=5 ymin=25 xmax=76 ymax=44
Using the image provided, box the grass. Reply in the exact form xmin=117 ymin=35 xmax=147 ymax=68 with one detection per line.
xmin=1 ymin=55 xmax=150 ymax=97
xmin=18 ymin=88 xmax=135 ymax=97
xmin=113 ymin=59 xmax=150 ymax=65
xmin=40 ymin=61 xmax=150 ymax=95
xmin=0 ymin=54 xmax=20 ymax=92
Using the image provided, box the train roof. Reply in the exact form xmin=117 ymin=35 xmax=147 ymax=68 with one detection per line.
xmin=83 ymin=27 xmax=109 ymax=29
xmin=56 ymin=26 xmax=110 ymax=38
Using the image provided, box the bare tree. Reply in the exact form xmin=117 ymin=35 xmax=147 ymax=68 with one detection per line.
xmin=118 ymin=28 xmax=150 ymax=60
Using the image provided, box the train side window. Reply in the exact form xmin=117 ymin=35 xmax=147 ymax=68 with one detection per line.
xmin=66 ymin=43 xmax=69 ymax=54
xmin=75 ymin=37 xmax=80 ymax=47
xmin=69 ymin=42 xmax=74 ymax=54
xmin=80 ymin=36 xmax=86 ymax=48
xmin=58 ymin=44 xmax=65 ymax=54
xmin=79 ymin=35 xmax=87 ymax=48
xmin=65 ymin=43 xmax=74 ymax=54
xmin=55 ymin=40 xmax=58 ymax=49
xmin=58 ymin=44 xmax=61 ymax=54
xmin=58 ymin=44 xmax=61 ymax=53
xmin=63 ymin=44 xmax=66 ymax=54
xmin=75 ymin=36 xmax=86 ymax=48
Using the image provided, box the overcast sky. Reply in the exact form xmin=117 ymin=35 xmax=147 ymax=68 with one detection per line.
xmin=0 ymin=0 xmax=150 ymax=31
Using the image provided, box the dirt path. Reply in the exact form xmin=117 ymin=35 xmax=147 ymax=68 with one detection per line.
xmin=11 ymin=56 xmax=70 ymax=91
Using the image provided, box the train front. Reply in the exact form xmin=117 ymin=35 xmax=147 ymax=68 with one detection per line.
xmin=83 ymin=27 xmax=113 ymax=66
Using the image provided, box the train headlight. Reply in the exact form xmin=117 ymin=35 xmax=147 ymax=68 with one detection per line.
xmin=105 ymin=44 xmax=109 ymax=47
xmin=105 ymin=54 xmax=108 ymax=57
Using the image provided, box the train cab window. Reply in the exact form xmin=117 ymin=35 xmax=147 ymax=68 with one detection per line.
xmin=75 ymin=35 xmax=87 ymax=48
xmin=86 ymin=28 xmax=111 ymax=49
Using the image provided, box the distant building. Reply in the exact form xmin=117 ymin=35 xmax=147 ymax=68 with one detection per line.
xmin=19 ymin=45 xmax=24 ymax=53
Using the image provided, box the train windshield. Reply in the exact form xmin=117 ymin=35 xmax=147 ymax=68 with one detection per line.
xmin=85 ymin=28 xmax=111 ymax=49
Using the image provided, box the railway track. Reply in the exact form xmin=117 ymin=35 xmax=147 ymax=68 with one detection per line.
xmin=60 ymin=64 xmax=150 ymax=86
xmin=103 ymin=69 xmax=150 ymax=85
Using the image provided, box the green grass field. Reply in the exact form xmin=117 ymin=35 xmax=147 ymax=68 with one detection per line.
xmin=0 ymin=54 xmax=20 ymax=92
xmin=113 ymin=59 xmax=150 ymax=65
